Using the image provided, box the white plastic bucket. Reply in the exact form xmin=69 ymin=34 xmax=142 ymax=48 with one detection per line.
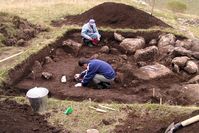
xmin=26 ymin=87 xmax=49 ymax=113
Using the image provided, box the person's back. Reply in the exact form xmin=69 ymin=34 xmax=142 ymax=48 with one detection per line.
xmin=88 ymin=59 xmax=115 ymax=80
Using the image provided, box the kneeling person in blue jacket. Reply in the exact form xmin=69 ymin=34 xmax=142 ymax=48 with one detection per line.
xmin=74 ymin=58 xmax=116 ymax=89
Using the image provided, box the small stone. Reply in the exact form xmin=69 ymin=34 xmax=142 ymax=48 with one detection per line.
xmin=42 ymin=72 xmax=53 ymax=79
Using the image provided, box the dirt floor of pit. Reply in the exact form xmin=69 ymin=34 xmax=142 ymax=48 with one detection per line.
xmin=14 ymin=31 xmax=198 ymax=106
xmin=0 ymin=98 xmax=68 ymax=133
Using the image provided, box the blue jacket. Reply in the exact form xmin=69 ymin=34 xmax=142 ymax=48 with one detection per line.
xmin=80 ymin=59 xmax=116 ymax=86
xmin=81 ymin=23 xmax=101 ymax=40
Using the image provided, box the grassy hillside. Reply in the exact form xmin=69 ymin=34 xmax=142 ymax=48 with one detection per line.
xmin=145 ymin=0 xmax=199 ymax=16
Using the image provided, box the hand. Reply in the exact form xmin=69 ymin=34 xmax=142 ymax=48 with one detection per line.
xmin=75 ymin=83 xmax=82 ymax=87
xmin=97 ymin=37 xmax=100 ymax=41
xmin=74 ymin=74 xmax=80 ymax=80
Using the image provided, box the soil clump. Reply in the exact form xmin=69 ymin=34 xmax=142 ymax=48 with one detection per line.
xmin=0 ymin=12 xmax=48 ymax=47
xmin=52 ymin=2 xmax=171 ymax=29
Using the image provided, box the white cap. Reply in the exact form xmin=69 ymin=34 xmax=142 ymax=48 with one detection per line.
xmin=89 ymin=19 xmax=95 ymax=26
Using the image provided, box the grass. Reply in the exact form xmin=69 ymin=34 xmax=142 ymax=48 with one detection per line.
xmin=2 ymin=96 xmax=198 ymax=132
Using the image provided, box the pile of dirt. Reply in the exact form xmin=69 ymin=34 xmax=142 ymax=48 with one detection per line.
xmin=0 ymin=12 xmax=48 ymax=47
xmin=52 ymin=2 xmax=171 ymax=29
xmin=0 ymin=98 xmax=68 ymax=133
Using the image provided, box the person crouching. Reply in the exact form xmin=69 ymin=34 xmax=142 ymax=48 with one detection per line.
xmin=74 ymin=58 xmax=116 ymax=89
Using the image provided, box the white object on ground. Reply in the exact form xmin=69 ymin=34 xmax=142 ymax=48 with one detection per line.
xmin=89 ymin=106 xmax=107 ymax=113
xmin=98 ymin=104 xmax=116 ymax=111
xmin=87 ymin=129 xmax=99 ymax=133
xmin=61 ymin=75 xmax=67 ymax=83
xmin=75 ymin=83 xmax=82 ymax=87
xmin=0 ymin=51 xmax=23 ymax=63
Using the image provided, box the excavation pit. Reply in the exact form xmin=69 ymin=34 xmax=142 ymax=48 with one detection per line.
xmin=6 ymin=29 xmax=198 ymax=106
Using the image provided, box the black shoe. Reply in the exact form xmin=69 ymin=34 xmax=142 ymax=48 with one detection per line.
xmin=97 ymin=82 xmax=111 ymax=89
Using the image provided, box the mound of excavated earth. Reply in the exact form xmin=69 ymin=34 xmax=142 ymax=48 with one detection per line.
xmin=0 ymin=99 xmax=69 ymax=133
xmin=52 ymin=2 xmax=171 ymax=29
xmin=0 ymin=12 xmax=48 ymax=47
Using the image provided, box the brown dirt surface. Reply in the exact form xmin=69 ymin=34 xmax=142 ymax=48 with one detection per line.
xmin=13 ymin=30 xmax=198 ymax=106
xmin=0 ymin=98 xmax=68 ymax=133
xmin=0 ymin=12 xmax=48 ymax=47
xmin=114 ymin=108 xmax=199 ymax=133
xmin=52 ymin=2 xmax=171 ymax=29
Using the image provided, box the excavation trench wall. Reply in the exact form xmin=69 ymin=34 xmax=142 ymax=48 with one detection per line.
xmin=5 ymin=29 xmax=185 ymax=87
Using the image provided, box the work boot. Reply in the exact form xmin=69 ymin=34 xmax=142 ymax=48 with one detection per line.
xmin=97 ymin=82 xmax=111 ymax=89
xmin=87 ymin=42 xmax=93 ymax=47
xmin=83 ymin=38 xmax=93 ymax=47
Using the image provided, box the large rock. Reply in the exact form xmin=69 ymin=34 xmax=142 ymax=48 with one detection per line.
xmin=175 ymin=39 xmax=192 ymax=50
xmin=158 ymin=34 xmax=176 ymax=54
xmin=184 ymin=60 xmax=198 ymax=74
xmin=171 ymin=47 xmax=192 ymax=57
xmin=119 ymin=37 xmax=145 ymax=54
xmin=190 ymin=39 xmax=199 ymax=52
xmin=62 ymin=39 xmax=82 ymax=55
xmin=134 ymin=46 xmax=158 ymax=61
xmin=191 ymin=52 xmax=199 ymax=59
xmin=134 ymin=63 xmax=173 ymax=80
xmin=188 ymin=75 xmax=199 ymax=84
xmin=171 ymin=56 xmax=190 ymax=67
xmin=114 ymin=32 xmax=125 ymax=42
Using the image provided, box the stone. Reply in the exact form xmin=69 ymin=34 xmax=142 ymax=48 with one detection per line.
xmin=175 ymin=39 xmax=192 ymax=50
xmin=171 ymin=47 xmax=192 ymax=57
xmin=171 ymin=56 xmax=190 ymax=67
xmin=62 ymin=39 xmax=82 ymax=55
xmin=149 ymin=39 xmax=157 ymax=46
xmin=184 ymin=60 xmax=198 ymax=74
xmin=190 ymin=39 xmax=199 ymax=52
xmin=114 ymin=32 xmax=125 ymax=41
xmin=188 ymin=75 xmax=199 ymax=84
xmin=192 ymin=52 xmax=199 ymax=59
xmin=90 ymin=54 xmax=99 ymax=59
xmin=42 ymin=72 xmax=53 ymax=79
xmin=16 ymin=39 xmax=25 ymax=46
xmin=119 ymin=37 xmax=145 ymax=54
xmin=100 ymin=46 xmax=109 ymax=53
xmin=44 ymin=56 xmax=53 ymax=64
xmin=158 ymin=33 xmax=176 ymax=54
xmin=134 ymin=63 xmax=173 ymax=80
xmin=134 ymin=46 xmax=158 ymax=61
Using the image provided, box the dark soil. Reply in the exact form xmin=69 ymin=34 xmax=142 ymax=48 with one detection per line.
xmin=52 ymin=2 xmax=171 ymax=29
xmin=114 ymin=108 xmax=199 ymax=133
xmin=0 ymin=98 xmax=68 ymax=133
xmin=0 ymin=12 xmax=48 ymax=47
xmin=10 ymin=30 xmax=197 ymax=106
